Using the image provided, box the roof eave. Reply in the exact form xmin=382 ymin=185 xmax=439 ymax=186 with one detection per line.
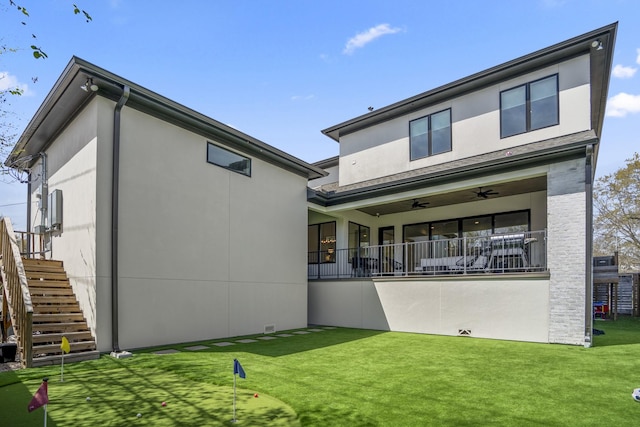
xmin=321 ymin=22 xmax=617 ymax=143
xmin=309 ymin=134 xmax=597 ymax=207
xmin=6 ymin=57 xmax=326 ymax=180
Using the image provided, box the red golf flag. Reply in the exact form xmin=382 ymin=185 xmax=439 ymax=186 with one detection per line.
xmin=27 ymin=379 xmax=48 ymax=412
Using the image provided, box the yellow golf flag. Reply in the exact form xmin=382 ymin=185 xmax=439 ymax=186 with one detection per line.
xmin=61 ymin=336 xmax=71 ymax=354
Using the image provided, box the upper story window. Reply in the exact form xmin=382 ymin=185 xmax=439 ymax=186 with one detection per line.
xmin=409 ymin=109 xmax=451 ymax=161
xmin=500 ymin=74 xmax=558 ymax=138
xmin=207 ymin=142 xmax=251 ymax=176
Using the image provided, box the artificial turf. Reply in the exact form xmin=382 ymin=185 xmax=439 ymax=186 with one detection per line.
xmin=1 ymin=318 xmax=640 ymax=426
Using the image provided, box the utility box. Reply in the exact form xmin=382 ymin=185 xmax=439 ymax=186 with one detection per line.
xmin=48 ymin=189 xmax=63 ymax=230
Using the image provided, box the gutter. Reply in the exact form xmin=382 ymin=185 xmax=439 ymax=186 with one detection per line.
xmin=308 ymin=134 xmax=595 ymax=207
xmin=584 ymin=144 xmax=594 ymax=347
xmin=111 ymin=85 xmax=130 ymax=353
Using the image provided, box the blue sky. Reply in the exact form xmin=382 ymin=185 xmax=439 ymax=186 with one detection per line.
xmin=1 ymin=0 xmax=639 ymax=229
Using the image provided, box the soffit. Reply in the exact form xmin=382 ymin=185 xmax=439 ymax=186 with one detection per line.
xmin=309 ymin=129 xmax=595 ymax=209
xmin=356 ymin=175 xmax=547 ymax=216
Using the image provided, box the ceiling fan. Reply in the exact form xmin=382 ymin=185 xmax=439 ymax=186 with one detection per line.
xmin=474 ymin=187 xmax=499 ymax=199
xmin=411 ymin=199 xmax=429 ymax=209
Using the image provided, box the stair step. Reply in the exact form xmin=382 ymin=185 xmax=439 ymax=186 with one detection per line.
xmin=33 ymin=340 xmax=96 ymax=355
xmin=25 ymin=271 xmax=68 ymax=280
xmin=24 ymin=264 xmax=67 ymax=273
xmin=8 ymin=257 xmax=97 ymax=368
xmin=22 ymin=259 xmax=64 ymax=268
xmin=33 ymin=322 xmax=91 ymax=333
xmin=28 ymin=279 xmax=71 ymax=288
xmin=28 ymin=288 xmax=75 ymax=296
xmin=33 ymin=305 xmax=82 ymax=314
xmin=31 ymin=296 xmax=78 ymax=304
xmin=32 ymin=331 xmax=94 ymax=343
xmin=31 ymin=350 xmax=100 ymax=367
xmin=33 ymin=313 xmax=86 ymax=322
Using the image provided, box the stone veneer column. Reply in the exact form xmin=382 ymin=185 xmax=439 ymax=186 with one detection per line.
xmin=546 ymin=158 xmax=587 ymax=345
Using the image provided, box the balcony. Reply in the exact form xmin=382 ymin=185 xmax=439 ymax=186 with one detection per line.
xmin=308 ymin=230 xmax=546 ymax=279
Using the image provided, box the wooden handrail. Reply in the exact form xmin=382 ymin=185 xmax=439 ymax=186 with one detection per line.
xmin=0 ymin=217 xmax=33 ymax=368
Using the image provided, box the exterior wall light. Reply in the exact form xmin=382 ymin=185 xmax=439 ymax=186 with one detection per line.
xmin=80 ymin=78 xmax=99 ymax=92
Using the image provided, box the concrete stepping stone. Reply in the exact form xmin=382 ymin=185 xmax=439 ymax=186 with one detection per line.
xmin=154 ymin=349 xmax=180 ymax=355
xmin=185 ymin=345 xmax=209 ymax=351
xmin=293 ymin=331 xmax=310 ymax=335
xmin=276 ymin=334 xmax=294 ymax=337
xmin=236 ymin=339 xmax=258 ymax=344
xmin=257 ymin=336 xmax=277 ymax=340
xmin=212 ymin=342 xmax=235 ymax=347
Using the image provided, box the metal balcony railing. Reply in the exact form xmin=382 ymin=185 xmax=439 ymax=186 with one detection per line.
xmin=308 ymin=230 xmax=547 ymax=279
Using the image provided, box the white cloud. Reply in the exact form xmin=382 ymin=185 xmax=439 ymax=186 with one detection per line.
xmin=606 ymin=92 xmax=640 ymax=117
xmin=612 ymin=64 xmax=637 ymax=79
xmin=0 ymin=71 xmax=33 ymax=96
xmin=343 ymin=24 xmax=402 ymax=55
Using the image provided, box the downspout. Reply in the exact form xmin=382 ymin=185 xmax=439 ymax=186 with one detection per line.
xmin=26 ymin=172 xmax=32 ymax=255
xmin=39 ymin=153 xmax=48 ymax=257
xmin=111 ymin=85 xmax=130 ymax=352
xmin=584 ymin=144 xmax=594 ymax=347
xmin=39 ymin=153 xmax=48 ymax=232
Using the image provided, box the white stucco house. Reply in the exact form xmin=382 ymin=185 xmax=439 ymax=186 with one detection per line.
xmin=2 ymin=57 xmax=325 ymax=361
xmin=1 ymin=23 xmax=616 ymax=366
xmin=306 ymin=23 xmax=616 ymax=346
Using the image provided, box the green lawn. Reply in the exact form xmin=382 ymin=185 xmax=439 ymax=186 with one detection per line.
xmin=2 ymin=319 xmax=640 ymax=426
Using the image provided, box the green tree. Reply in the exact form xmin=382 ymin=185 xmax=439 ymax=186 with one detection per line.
xmin=593 ymin=152 xmax=640 ymax=272
xmin=1 ymin=2 xmax=91 ymax=180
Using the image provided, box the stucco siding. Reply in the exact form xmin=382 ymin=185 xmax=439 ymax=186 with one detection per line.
xmin=338 ymin=55 xmax=590 ymax=186
xmin=113 ymin=108 xmax=308 ymax=349
xmin=309 ymin=278 xmax=550 ymax=343
xmin=30 ymin=100 xmax=101 ymax=345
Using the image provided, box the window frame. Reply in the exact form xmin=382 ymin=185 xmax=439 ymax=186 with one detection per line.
xmin=500 ymin=74 xmax=559 ymax=139
xmin=206 ymin=142 xmax=252 ymax=176
xmin=409 ymin=108 xmax=452 ymax=161
xmin=308 ymin=221 xmax=337 ymax=264
xmin=402 ymin=209 xmax=531 ymax=243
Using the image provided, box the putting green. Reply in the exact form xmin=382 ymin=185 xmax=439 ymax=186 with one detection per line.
xmin=4 ymin=368 xmax=299 ymax=426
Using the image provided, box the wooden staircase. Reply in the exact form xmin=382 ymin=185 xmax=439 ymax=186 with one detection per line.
xmin=23 ymin=259 xmax=100 ymax=366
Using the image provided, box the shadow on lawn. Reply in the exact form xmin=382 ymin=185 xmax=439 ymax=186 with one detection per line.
xmin=44 ymin=356 xmax=299 ymax=426
xmin=147 ymin=327 xmax=386 ymax=358
xmin=0 ymin=372 xmax=59 ymax=427
xmin=593 ymin=316 xmax=640 ymax=347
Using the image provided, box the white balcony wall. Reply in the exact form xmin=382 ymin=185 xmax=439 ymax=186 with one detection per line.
xmin=309 ymin=277 xmax=550 ymax=343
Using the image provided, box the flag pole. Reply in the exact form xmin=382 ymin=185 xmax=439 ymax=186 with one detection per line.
xmin=60 ymin=336 xmax=70 ymax=382
xmin=43 ymin=403 xmax=47 ymax=427
xmin=232 ymin=371 xmax=237 ymax=423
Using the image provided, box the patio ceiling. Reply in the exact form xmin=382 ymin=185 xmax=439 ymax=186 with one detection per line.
xmin=357 ymin=175 xmax=547 ymax=216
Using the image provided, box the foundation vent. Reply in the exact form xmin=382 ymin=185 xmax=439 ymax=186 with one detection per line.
xmin=264 ymin=324 xmax=276 ymax=334
xmin=458 ymin=329 xmax=472 ymax=337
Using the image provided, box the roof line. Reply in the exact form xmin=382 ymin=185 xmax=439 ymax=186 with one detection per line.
xmin=321 ymin=22 xmax=617 ymax=142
